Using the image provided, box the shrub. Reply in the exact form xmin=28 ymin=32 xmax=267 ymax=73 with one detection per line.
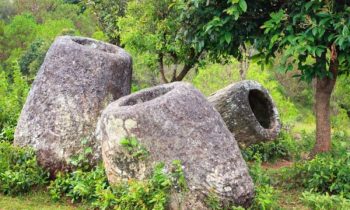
xmin=284 ymin=154 xmax=350 ymax=198
xmin=49 ymin=164 xmax=108 ymax=203
xmin=251 ymin=185 xmax=280 ymax=210
xmin=49 ymin=161 xmax=187 ymax=210
xmin=331 ymin=130 xmax=350 ymax=158
xmin=301 ymin=191 xmax=350 ymax=210
xmin=242 ymin=131 xmax=297 ymax=163
xmin=0 ymin=63 xmax=29 ymax=143
xmin=235 ymin=156 xmax=280 ymax=210
xmin=0 ymin=141 xmax=48 ymax=194
xmin=248 ymin=155 xmax=272 ymax=186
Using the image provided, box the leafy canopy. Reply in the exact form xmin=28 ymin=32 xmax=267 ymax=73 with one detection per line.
xmin=181 ymin=0 xmax=350 ymax=81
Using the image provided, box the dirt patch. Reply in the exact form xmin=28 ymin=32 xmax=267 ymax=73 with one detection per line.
xmin=262 ymin=160 xmax=293 ymax=169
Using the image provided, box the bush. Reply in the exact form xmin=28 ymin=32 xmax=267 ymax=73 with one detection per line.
xmin=331 ymin=130 xmax=350 ymax=158
xmin=239 ymin=156 xmax=280 ymax=210
xmin=284 ymin=154 xmax=350 ymax=198
xmin=251 ymin=185 xmax=280 ymax=210
xmin=49 ymin=164 xmax=108 ymax=203
xmin=301 ymin=191 xmax=350 ymax=210
xmin=0 ymin=63 xmax=29 ymax=143
xmin=242 ymin=131 xmax=297 ymax=163
xmin=0 ymin=141 xmax=48 ymax=195
xmin=49 ymin=161 xmax=187 ymax=210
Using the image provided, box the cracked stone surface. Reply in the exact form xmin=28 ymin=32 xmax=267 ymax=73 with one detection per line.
xmin=96 ymin=82 xmax=254 ymax=208
xmin=208 ymin=80 xmax=281 ymax=147
xmin=14 ymin=36 xmax=132 ymax=174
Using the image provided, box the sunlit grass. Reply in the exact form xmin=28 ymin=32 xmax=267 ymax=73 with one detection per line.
xmin=0 ymin=189 xmax=89 ymax=210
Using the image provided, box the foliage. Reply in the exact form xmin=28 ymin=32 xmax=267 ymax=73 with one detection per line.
xmin=18 ymin=38 xmax=50 ymax=81
xmin=49 ymin=164 xmax=108 ymax=203
xmin=242 ymin=131 xmax=296 ymax=163
xmin=0 ymin=142 xmax=48 ymax=195
xmin=50 ymin=154 xmax=187 ymax=209
xmin=192 ymin=61 xmax=241 ymax=96
xmin=251 ymin=185 xmax=280 ymax=210
xmin=118 ymin=0 xmax=204 ymax=83
xmin=84 ymin=0 xmax=127 ymax=45
xmin=69 ymin=138 xmax=94 ymax=171
xmin=334 ymin=76 xmax=350 ymax=116
xmin=204 ymin=191 xmax=222 ymax=210
xmin=1 ymin=13 xmax=37 ymax=60
xmin=261 ymin=1 xmax=350 ymax=81
xmin=36 ymin=19 xmax=77 ymax=40
xmin=284 ymin=154 xmax=350 ymax=198
xmin=0 ymin=63 xmax=29 ymax=142
xmin=120 ymin=136 xmax=149 ymax=160
xmin=245 ymin=156 xmax=280 ymax=210
xmin=301 ymin=191 xmax=350 ymax=210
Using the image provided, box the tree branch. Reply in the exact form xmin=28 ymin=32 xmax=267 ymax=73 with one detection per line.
xmin=159 ymin=53 xmax=169 ymax=83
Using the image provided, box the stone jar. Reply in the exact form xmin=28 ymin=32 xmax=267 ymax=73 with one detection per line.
xmin=15 ymin=36 xmax=132 ymax=174
xmin=96 ymin=82 xmax=254 ymax=208
xmin=208 ymin=80 xmax=281 ymax=147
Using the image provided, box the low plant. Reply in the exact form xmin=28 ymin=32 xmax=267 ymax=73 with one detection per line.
xmin=120 ymin=136 xmax=149 ymax=160
xmin=0 ymin=141 xmax=48 ymax=195
xmin=246 ymin=155 xmax=280 ymax=210
xmin=301 ymin=191 xmax=350 ymax=210
xmin=49 ymin=164 xmax=108 ymax=203
xmin=69 ymin=138 xmax=94 ymax=171
xmin=205 ymin=190 xmax=222 ymax=210
xmin=282 ymin=154 xmax=350 ymax=198
xmin=49 ymin=159 xmax=187 ymax=210
xmin=242 ymin=131 xmax=297 ymax=163
xmin=251 ymin=185 xmax=280 ymax=210
xmin=248 ymin=155 xmax=272 ymax=186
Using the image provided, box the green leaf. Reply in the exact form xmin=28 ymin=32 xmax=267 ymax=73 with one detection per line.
xmin=304 ymin=1 xmax=313 ymax=10
xmin=315 ymin=48 xmax=324 ymax=57
xmin=342 ymin=25 xmax=349 ymax=36
xmin=239 ymin=0 xmax=247 ymax=12
xmin=224 ymin=32 xmax=232 ymax=44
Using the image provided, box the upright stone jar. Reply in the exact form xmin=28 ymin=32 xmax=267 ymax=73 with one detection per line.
xmin=208 ymin=80 xmax=281 ymax=147
xmin=96 ymin=82 xmax=254 ymax=208
xmin=14 ymin=36 xmax=132 ymax=173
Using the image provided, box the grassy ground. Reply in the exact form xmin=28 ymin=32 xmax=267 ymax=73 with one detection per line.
xmin=0 ymin=187 xmax=310 ymax=210
xmin=0 ymin=166 xmax=311 ymax=210
xmin=0 ymin=189 xmax=89 ymax=210
xmin=276 ymin=188 xmax=309 ymax=210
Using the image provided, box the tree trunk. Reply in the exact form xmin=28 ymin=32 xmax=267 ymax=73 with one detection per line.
xmin=311 ymin=45 xmax=338 ymax=155
xmin=158 ymin=54 xmax=169 ymax=83
xmin=312 ymin=76 xmax=336 ymax=155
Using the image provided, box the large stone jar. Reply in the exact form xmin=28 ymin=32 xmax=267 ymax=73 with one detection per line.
xmin=15 ymin=36 xmax=132 ymax=173
xmin=96 ymin=82 xmax=254 ymax=208
xmin=208 ymin=80 xmax=281 ymax=147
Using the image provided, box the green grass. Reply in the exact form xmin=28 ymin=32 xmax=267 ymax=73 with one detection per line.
xmin=0 ymin=189 xmax=89 ymax=210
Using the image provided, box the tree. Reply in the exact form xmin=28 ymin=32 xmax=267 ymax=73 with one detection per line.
xmin=118 ymin=0 xmax=204 ymax=83
xmin=181 ymin=0 xmax=350 ymax=155
xmin=84 ymin=0 xmax=128 ymax=45
xmin=1 ymin=13 xmax=38 ymax=62
xmin=0 ymin=0 xmax=16 ymax=21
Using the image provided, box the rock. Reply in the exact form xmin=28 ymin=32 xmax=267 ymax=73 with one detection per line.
xmin=208 ymin=80 xmax=281 ymax=147
xmin=96 ymin=82 xmax=254 ymax=208
xmin=14 ymin=36 xmax=132 ymax=174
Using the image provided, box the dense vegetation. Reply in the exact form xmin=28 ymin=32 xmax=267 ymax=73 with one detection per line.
xmin=0 ymin=0 xmax=350 ymax=209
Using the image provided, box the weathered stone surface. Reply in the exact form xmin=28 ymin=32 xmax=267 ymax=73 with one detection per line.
xmin=96 ymin=82 xmax=254 ymax=208
xmin=14 ymin=36 xmax=132 ymax=173
xmin=208 ymin=80 xmax=281 ymax=147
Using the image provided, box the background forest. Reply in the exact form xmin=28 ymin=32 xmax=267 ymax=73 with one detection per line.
xmin=0 ymin=0 xmax=350 ymax=209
